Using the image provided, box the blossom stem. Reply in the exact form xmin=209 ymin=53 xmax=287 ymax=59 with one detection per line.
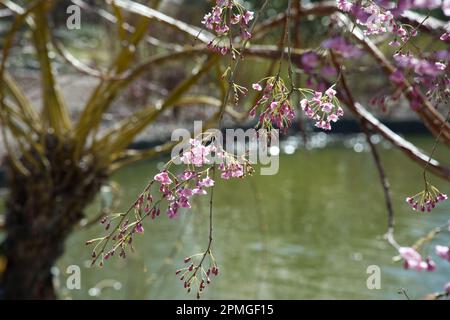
xmin=218 ymin=0 xmax=271 ymax=124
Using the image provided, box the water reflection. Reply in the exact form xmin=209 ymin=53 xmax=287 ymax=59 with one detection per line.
xmin=1 ymin=134 xmax=448 ymax=299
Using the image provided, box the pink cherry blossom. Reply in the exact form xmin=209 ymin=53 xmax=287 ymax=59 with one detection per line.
xmin=301 ymin=52 xmax=319 ymax=69
xmin=135 ymin=223 xmax=144 ymax=233
xmin=321 ymin=102 xmax=334 ymax=113
xmin=445 ymin=282 xmax=450 ymax=294
xmin=180 ymin=140 xmax=212 ymax=167
xmin=426 ymin=257 xmax=436 ymax=271
xmin=441 ymin=32 xmax=450 ymax=41
xmin=252 ymin=83 xmax=263 ymax=91
xmin=435 ymin=62 xmax=447 ymax=70
xmin=202 ymin=1 xmax=254 ymax=54
xmin=389 ymin=69 xmax=405 ymax=84
xmin=350 ymin=2 xmax=395 ymax=35
xmin=320 ymin=65 xmax=337 ymax=77
xmin=154 ymin=171 xmax=173 ymax=185
xmin=242 ymin=11 xmax=254 ymax=25
xmin=322 ymin=37 xmax=362 ymax=58
xmin=436 ymin=245 xmax=450 ymax=261
xmin=300 ymin=86 xmax=343 ymax=131
xmin=394 ymin=52 xmax=446 ymax=76
xmin=269 ymin=101 xmax=278 ymax=110
xmin=336 ymin=0 xmax=353 ymax=12
xmin=177 ymin=188 xmax=193 ymax=198
xmin=399 ymin=247 xmax=423 ymax=270
xmin=325 ymin=87 xmax=337 ymax=98
xmin=250 ymin=77 xmax=297 ymax=132
xmin=167 ymin=203 xmax=179 ymax=218
xmin=219 ymin=162 xmax=244 ymax=179
xmin=406 ymin=184 xmax=447 ymax=212
xmin=178 ymin=197 xmax=191 ymax=209
xmin=199 ymin=176 xmax=215 ymax=188
xmin=179 ymin=170 xmax=196 ymax=181
xmin=443 ymin=0 xmax=450 ymax=15
xmin=192 ymin=187 xmax=207 ymax=195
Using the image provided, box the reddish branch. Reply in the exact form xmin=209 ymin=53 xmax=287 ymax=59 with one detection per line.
xmin=255 ymin=1 xmax=447 ymax=40
xmin=351 ymin=102 xmax=450 ymax=182
xmin=252 ymin=1 xmax=450 ymax=146
xmin=327 ymin=52 xmax=450 ymax=181
xmin=338 ymin=13 xmax=450 ymax=147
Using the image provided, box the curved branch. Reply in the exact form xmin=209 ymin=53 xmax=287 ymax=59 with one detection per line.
xmin=348 ymin=101 xmax=450 ymax=181
xmin=254 ymin=1 xmax=447 ymax=38
xmin=338 ymin=13 xmax=450 ymax=146
xmin=103 ymin=0 xmax=214 ymax=44
xmin=71 ymin=0 xmax=183 ymax=51
xmin=51 ymin=38 xmax=127 ymax=80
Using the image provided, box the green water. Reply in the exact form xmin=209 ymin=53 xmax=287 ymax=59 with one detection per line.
xmin=2 ymin=135 xmax=450 ymax=299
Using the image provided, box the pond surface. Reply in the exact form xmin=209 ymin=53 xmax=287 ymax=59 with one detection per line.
xmin=2 ymin=134 xmax=450 ymax=299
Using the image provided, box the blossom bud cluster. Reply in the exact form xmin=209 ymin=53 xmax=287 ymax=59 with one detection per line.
xmin=405 ymin=183 xmax=448 ymax=212
xmin=202 ymin=0 xmax=254 ymax=55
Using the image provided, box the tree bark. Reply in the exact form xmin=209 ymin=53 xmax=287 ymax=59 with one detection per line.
xmin=0 ymin=137 xmax=106 ymax=299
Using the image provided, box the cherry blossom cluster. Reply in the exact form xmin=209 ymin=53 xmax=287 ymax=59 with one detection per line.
xmin=405 ymin=182 xmax=448 ymax=212
xmin=396 ymin=221 xmax=450 ymax=280
xmin=337 ymin=0 xmax=395 ymax=35
xmin=336 ymin=0 xmax=450 ymax=56
xmin=297 ymin=49 xmax=341 ymax=102
xmin=321 ymin=37 xmax=363 ymax=59
xmin=398 ymin=247 xmax=436 ymax=271
xmin=393 ymin=53 xmax=447 ymax=78
xmin=176 ymin=251 xmax=219 ymax=299
xmin=338 ymin=1 xmax=450 ymax=40
xmin=249 ymin=77 xmax=296 ymax=133
xmin=202 ymin=0 xmax=254 ymax=55
xmin=87 ymin=137 xmax=253 ymax=271
xmin=392 ymin=52 xmax=449 ymax=104
xmin=300 ymin=86 xmax=344 ymax=131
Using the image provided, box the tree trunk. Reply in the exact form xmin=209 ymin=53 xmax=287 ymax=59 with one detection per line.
xmin=0 ymin=137 xmax=106 ymax=299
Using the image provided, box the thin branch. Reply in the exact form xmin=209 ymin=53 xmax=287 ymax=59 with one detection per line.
xmin=337 ymin=13 xmax=450 ymax=146
xmin=217 ymin=0 xmax=272 ymax=124
xmin=331 ymin=51 xmax=398 ymax=248
xmin=325 ymin=56 xmax=450 ymax=182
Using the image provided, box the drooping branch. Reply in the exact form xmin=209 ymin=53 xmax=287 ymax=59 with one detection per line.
xmin=337 ymin=13 xmax=450 ymax=147
xmin=252 ymin=2 xmax=450 ymax=146
xmin=325 ymin=52 xmax=450 ymax=181
xmin=348 ymin=102 xmax=450 ymax=181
